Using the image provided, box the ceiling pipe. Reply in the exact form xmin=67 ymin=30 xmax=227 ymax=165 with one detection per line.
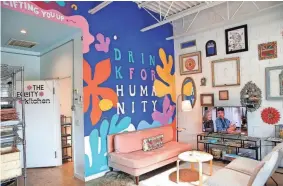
xmin=138 ymin=1 xmax=153 ymax=9
xmin=88 ymin=1 xmax=113 ymax=14
xmin=140 ymin=1 xmax=225 ymax=32
xmin=166 ymin=2 xmax=283 ymax=40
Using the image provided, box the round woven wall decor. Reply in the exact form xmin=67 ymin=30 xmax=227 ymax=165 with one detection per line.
xmin=240 ymin=81 xmax=262 ymax=112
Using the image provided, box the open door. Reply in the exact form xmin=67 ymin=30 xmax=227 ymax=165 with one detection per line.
xmin=17 ymin=80 xmax=62 ymax=168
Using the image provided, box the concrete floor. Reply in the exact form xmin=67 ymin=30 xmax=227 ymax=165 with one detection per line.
xmin=17 ymin=162 xmax=283 ymax=186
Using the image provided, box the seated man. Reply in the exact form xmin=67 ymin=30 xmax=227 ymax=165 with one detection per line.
xmin=215 ymin=107 xmax=236 ymax=133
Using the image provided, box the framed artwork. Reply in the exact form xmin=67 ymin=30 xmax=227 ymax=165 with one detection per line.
xmin=265 ymin=66 xmax=283 ymax=100
xmin=179 ymin=51 xmax=202 ymax=75
xmin=206 ymin=40 xmax=217 ymax=57
xmin=200 ymin=94 xmax=214 ymax=107
xmin=258 ymin=41 xmax=277 ymax=60
xmin=180 ymin=40 xmax=196 ymax=49
xmin=219 ymin=90 xmax=229 ymax=100
xmin=225 ymin=24 xmax=248 ymax=54
xmin=280 ymin=70 xmax=283 ymax=95
xmin=181 ymin=77 xmax=197 ymax=108
xmin=211 ymin=57 xmax=240 ymax=87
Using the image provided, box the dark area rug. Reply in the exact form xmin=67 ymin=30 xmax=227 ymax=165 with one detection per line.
xmin=86 ymin=162 xmax=177 ymax=186
xmin=86 ymin=171 xmax=136 ymax=186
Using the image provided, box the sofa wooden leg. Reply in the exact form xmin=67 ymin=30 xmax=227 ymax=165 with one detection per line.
xmin=135 ymin=176 xmax=139 ymax=185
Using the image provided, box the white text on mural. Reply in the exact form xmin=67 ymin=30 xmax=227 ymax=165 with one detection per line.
xmin=1 ymin=1 xmax=64 ymax=21
xmin=113 ymin=48 xmax=158 ymax=114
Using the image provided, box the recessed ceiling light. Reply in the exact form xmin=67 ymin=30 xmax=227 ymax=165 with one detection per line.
xmin=20 ymin=29 xmax=27 ymax=34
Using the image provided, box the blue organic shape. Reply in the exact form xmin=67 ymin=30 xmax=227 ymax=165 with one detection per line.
xmin=109 ymin=114 xmax=131 ymax=135
xmin=85 ymin=114 xmax=132 ymax=177
xmin=44 ymin=1 xmax=66 ymax=7
xmin=168 ymin=117 xmax=173 ymax=124
xmin=137 ymin=120 xmax=161 ymax=130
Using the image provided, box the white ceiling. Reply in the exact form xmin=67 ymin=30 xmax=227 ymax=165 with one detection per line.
xmin=136 ymin=1 xmax=207 ymax=18
xmin=1 ymin=8 xmax=80 ymax=54
xmin=136 ymin=1 xmax=283 ymax=40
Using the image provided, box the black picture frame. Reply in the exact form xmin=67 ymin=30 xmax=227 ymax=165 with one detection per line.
xmin=225 ymin=24 xmax=248 ymax=54
xmin=206 ymin=40 xmax=217 ymax=57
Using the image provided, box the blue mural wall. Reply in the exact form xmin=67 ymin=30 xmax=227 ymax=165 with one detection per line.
xmin=80 ymin=2 xmax=176 ymax=177
xmin=1 ymin=1 xmax=176 ymax=178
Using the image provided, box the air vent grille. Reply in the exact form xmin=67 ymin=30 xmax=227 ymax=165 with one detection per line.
xmin=7 ymin=39 xmax=37 ymax=48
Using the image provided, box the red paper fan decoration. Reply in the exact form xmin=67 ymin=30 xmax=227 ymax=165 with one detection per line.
xmin=261 ymin=107 xmax=281 ymax=125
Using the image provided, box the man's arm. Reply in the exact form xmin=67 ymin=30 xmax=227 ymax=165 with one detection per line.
xmin=226 ymin=118 xmax=231 ymax=127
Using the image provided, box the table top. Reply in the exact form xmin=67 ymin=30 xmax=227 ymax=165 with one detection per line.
xmin=178 ymin=151 xmax=213 ymax=163
xmin=265 ymin=137 xmax=283 ymax=143
xmin=198 ymin=132 xmax=261 ymax=142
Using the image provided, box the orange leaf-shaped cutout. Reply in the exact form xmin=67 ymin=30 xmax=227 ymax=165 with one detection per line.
xmin=93 ymin=58 xmax=111 ymax=85
xmin=84 ymin=86 xmax=91 ymax=112
xmin=91 ymin=95 xmax=102 ymax=125
xmin=96 ymin=87 xmax=118 ymax=108
xmin=83 ymin=59 xmax=92 ymax=83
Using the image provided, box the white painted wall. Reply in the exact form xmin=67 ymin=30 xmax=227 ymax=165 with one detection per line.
xmin=0 ymin=49 xmax=40 ymax=80
xmin=40 ymin=41 xmax=73 ymax=117
xmin=40 ymin=32 xmax=85 ymax=180
xmin=174 ymin=9 xmax=283 ymax=157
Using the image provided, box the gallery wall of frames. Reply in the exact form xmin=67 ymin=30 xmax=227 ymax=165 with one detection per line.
xmin=174 ymin=8 xmax=283 ymax=153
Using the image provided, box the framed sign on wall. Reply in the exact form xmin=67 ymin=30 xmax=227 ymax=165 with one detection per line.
xmin=200 ymin=94 xmax=214 ymax=107
xmin=211 ymin=57 xmax=240 ymax=87
xmin=206 ymin=40 xmax=217 ymax=57
xmin=219 ymin=90 xmax=229 ymax=100
xmin=225 ymin=24 xmax=248 ymax=54
xmin=258 ymin=41 xmax=277 ymax=60
xmin=179 ymin=51 xmax=202 ymax=75
xmin=265 ymin=66 xmax=283 ymax=100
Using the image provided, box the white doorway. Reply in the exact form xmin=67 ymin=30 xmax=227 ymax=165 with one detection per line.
xmin=1 ymin=7 xmax=83 ymax=178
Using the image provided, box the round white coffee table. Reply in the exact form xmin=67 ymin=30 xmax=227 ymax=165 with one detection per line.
xmin=177 ymin=151 xmax=213 ymax=186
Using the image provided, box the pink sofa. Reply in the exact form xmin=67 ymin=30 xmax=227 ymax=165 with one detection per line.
xmin=107 ymin=125 xmax=192 ymax=185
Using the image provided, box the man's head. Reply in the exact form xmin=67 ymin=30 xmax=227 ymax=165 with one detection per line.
xmin=217 ymin=107 xmax=225 ymax=119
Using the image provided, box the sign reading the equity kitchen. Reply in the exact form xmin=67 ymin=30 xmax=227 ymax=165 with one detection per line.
xmin=17 ymin=85 xmax=50 ymax=104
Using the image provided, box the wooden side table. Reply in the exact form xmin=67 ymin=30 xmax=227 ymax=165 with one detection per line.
xmin=177 ymin=151 xmax=213 ymax=186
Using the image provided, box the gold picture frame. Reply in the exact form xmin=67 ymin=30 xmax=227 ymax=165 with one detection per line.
xmin=211 ymin=57 xmax=240 ymax=87
xmin=219 ymin=90 xmax=229 ymax=100
xmin=179 ymin=51 xmax=202 ymax=75
xmin=258 ymin=41 xmax=277 ymax=60
xmin=200 ymin=94 xmax=214 ymax=107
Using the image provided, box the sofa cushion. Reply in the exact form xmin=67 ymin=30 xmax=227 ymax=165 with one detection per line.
xmin=226 ymin=157 xmax=260 ymax=175
xmin=142 ymin=134 xmax=163 ymax=152
xmin=204 ymin=168 xmax=250 ymax=186
xmin=263 ymin=142 xmax=283 ymax=166
xmin=114 ymin=125 xmax=173 ymax=153
xmin=247 ymin=161 xmax=265 ymax=186
xmin=253 ymin=150 xmax=279 ymax=186
xmin=109 ymin=141 xmax=191 ymax=169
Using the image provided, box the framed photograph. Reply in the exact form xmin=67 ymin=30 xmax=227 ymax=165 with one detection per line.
xmin=265 ymin=66 xmax=283 ymax=100
xmin=258 ymin=41 xmax=277 ymax=60
xmin=179 ymin=51 xmax=202 ymax=75
xmin=200 ymin=94 xmax=214 ymax=106
xmin=211 ymin=57 xmax=240 ymax=87
xmin=206 ymin=40 xmax=217 ymax=57
xmin=219 ymin=90 xmax=229 ymax=100
xmin=225 ymin=24 xmax=248 ymax=54
xmin=180 ymin=40 xmax=196 ymax=49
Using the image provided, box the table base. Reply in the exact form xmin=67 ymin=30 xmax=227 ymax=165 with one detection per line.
xmin=176 ymin=160 xmax=213 ymax=186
